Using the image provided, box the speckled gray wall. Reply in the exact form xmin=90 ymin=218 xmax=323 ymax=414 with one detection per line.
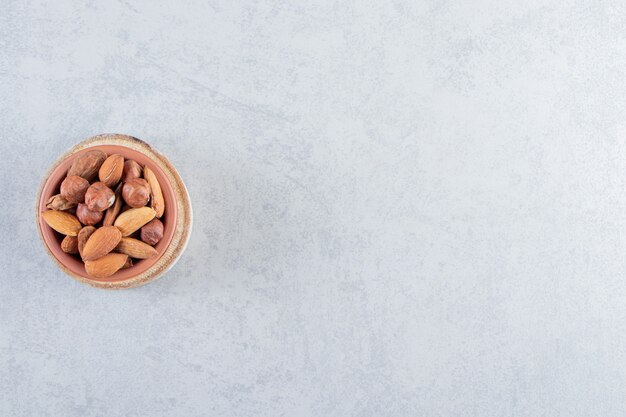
xmin=2 ymin=1 xmax=626 ymax=416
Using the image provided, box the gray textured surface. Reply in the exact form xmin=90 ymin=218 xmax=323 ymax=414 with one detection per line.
xmin=2 ymin=1 xmax=626 ymax=416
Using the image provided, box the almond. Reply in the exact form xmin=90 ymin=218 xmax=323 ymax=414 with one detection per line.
xmin=114 ymin=207 xmax=156 ymax=236
xmin=121 ymin=257 xmax=133 ymax=269
xmin=46 ymin=194 xmax=76 ymax=211
xmin=85 ymin=253 xmax=128 ymax=278
xmin=81 ymin=226 xmax=122 ymax=261
xmin=77 ymin=226 xmax=96 ymax=259
xmin=41 ymin=210 xmax=82 ymax=236
xmin=99 ymin=154 xmax=124 ymax=188
xmin=61 ymin=236 xmax=79 ymax=254
xmin=143 ymin=167 xmax=165 ymax=218
xmin=67 ymin=149 xmax=107 ymax=181
xmin=103 ymin=183 xmax=123 ymax=226
xmin=115 ymin=237 xmax=158 ymax=259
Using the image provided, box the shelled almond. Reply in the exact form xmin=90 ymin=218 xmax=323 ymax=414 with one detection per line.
xmin=41 ymin=149 xmax=166 ymax=278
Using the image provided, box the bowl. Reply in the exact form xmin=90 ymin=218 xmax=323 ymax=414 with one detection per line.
xmin=36 ymin=134 xmax=192 ymax=289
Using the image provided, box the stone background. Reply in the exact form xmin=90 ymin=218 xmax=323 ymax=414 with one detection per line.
xmin=2 ymin=1 xmax=626 ymax=416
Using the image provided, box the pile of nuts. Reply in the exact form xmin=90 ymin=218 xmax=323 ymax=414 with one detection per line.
xmin=42 ymin=149 xmax=166 ymax=278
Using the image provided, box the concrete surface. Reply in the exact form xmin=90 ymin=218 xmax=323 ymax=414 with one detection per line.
xmin=2 ymin=1 xmax=626 ymax=416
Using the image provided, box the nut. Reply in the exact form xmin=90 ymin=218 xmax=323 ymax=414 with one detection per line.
xmin=60 ymin=175 xmax=89 ymax=204
xmin=103 ymin=183 xmax=123 ymax=226
xmin=121 ymin=257 xmax=133 ymax=269
xmin=141 ymin=218 xmax=164 ymax=246
xmin=143 ymin=167 xmax=164 ymax=218
xmin=81 ymin=226 xmax=122 ymax=261
xmin=84 ymin=253 xmax=128 ymax=278
xmin=42 ymin=147 xmax=177 ymax=280
xmin=85 ymin=182 xmax=115 ymax=212
xmin=67 ymin=149 xmax=107 ymax=181
xmin=61 ymin=236 xmax=79 ymax=254
xmin=46 ymin=194 xmax=76 ymax=211
xmin=41 ymin=210 xmax=82 ymax=236
xmin=76 ymin=203 xmax=103 ymax=226
xmin=98 ymin=154 xmax=124 ymax=188
xmin=77 ymin=226 xmax=96 ymax=259
xmin=123 ymin=178 xmax=151 ymax=208
xmin=122 ymin=160 xmax=142 ymax=182
xmin=114 ymin=207 xmax=156 ymax=236
xmin=115 ymin=237 xmax=158 ymax=259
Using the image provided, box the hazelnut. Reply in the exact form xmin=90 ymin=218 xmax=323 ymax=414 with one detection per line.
xmin=122 ymin=160 xmax=142 ymax=182
xmin=85 ymin=182 xmax=115 ymax=212
xmin=76 ymin=203 xmax=104 ymax=226
xmin=141 ymin=218 xmax=163 ymax=245
xmin=60 ymin=175 xmax=89 ymax=204
xmin=123 ymin=178 xmax=151 ymax=208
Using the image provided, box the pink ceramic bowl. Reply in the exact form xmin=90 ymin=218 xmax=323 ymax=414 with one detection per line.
xmin=36 ymin=134 xmax=192 ymax=289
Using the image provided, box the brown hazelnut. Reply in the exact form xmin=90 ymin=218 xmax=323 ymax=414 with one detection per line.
xmin=122 ymin=160 xmax=142 ymax=182
xmin=85 ymin=182 xmax=115 ymax=212
xmin=141 ymin=218 xmax=163 ymax=245
xmin=60 ymin=175 xmax=89 ymax=204
xmin=76 ymin=203 xmax=104 ymax=226
xmin=123 ymin=178 xmax=151 ymax=208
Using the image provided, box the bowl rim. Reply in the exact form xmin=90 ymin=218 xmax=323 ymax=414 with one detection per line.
xmin=36 ymin=134 xmax=193 ymax=289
